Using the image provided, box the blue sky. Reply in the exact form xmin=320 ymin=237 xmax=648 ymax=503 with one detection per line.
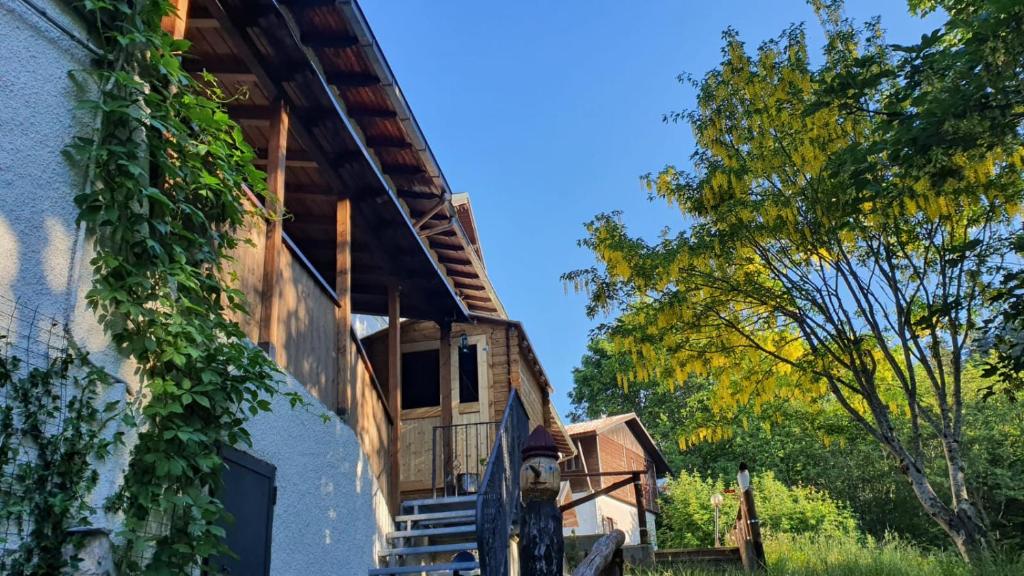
xmin=360 ymin=1 xmax=944 ymax=420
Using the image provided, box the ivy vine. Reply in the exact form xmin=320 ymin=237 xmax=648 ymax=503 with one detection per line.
xmin=64 ymin=0 xmax=299 ymax=572
xmin=0 ymin=340 xmax=120 ymax=575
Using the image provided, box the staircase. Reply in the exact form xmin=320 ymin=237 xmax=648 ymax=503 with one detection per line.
xmin=370 ymin=494 xmax=480 ymax=575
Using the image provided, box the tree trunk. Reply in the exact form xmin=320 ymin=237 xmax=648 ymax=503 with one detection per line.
xmin=901 ymin=454 xmax=988 ymax=562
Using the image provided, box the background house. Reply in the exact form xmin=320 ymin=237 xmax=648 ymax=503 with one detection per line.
xmin=560 ymin=413 xmax=671 ymax=547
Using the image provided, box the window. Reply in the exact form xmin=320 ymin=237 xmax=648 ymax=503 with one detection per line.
xmin=458 ymin=344 xmax=480 ymax=404
xmin=401 ymin=349 xmax=440 ymax=410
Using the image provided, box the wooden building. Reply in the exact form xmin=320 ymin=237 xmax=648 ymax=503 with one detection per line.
xmin=3 ymin=0 xmax=574 ymax=573
xmin=560 ymin=414 xmax=671 ymax=547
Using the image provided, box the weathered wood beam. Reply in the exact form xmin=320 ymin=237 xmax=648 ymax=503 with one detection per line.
xmin=254 ymin=149 xmax=318 ymax=169
xmin=439 ymin=321 xmax=454 ymax=483
xmin=558 ymin=475 xmax=636 ymax=513
xmin=387 ymin=285 xmax=402 ymax=510
xmin=412 ymin=197 xmax=448 ymax=230
xmin=336 ymin=198 xmax=352 ymax=413
xmin=326 ymin=72 xmax=382 ymax=88
xmin=418 ymin=221 xmax=455 ymax=238
xmin=633 ymin=474 xmax=650 ymax=545
xmin=396 ymin=189 xmax=440 ymax=201
xmin=365 ymin=137 xmax=414 ymax=150
xmin=257 ymin=99 xmax=289 ymax=357
xmin=301 ymin=31 xmax=359 ymax=50
xmin=347 ymin=106 xmax=399 ymax=120
xmin=161 ymin=0 xmax=190 ymax=39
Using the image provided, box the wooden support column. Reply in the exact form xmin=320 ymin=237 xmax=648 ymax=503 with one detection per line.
xmin=387 ymin=285 xmax=402 ymax=509
xmin=257 ymin=100 xmax=288 ymax=359
xmin=335 ymin=198 xmax=351 ymax=413
xmin=161 ymin=0 xmax=191 ymax=39
xmin=633 ymin=472 xmax=650 ymax=545
xmin=438 ymin=320 xmax=454 ymax=489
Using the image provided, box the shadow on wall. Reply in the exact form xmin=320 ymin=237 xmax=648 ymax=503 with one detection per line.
xmin=0 ymin=1 xmax=97 ymax=323
xmin=243 ymin=375 xmax=384 ymax=576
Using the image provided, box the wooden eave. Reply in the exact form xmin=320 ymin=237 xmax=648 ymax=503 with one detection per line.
xmin=184 ymin=0 xmax=468 ymax=322
xmin=258 ymin=0 xmax=507 ymax=318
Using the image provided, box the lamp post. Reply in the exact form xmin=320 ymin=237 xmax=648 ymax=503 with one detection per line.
xmin=711 ymin=493 xmax=724 ymax=547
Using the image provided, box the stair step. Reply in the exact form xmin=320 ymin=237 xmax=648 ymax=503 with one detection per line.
xmin=384 ymin=542 xmax=477 ymax=557
xmin=402 ymin=495 xmax=478 ymax=509
xmin=369 ymin=561 xmax=478 ymax=575
xmin=388 ymin=524 xmax=476 ymax=540
xmin=394 ymin=509 xmax=475 ymax=524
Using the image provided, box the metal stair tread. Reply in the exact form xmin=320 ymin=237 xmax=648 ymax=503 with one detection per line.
xmin=394 ymin=509 xmax=476 ymax=523
xmin=388 ymin=524 xmax=476 ymax=540
xmin=368 ymin=561 xmax=478 ymax=575
xmin=383 ymin=541 xmax=477 ymax=557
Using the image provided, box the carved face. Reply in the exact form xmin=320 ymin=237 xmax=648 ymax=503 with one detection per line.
xmin=521 ymin=454 xmax=561 ymax=498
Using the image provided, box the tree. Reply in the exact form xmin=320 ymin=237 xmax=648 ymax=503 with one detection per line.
xmin=565 ymin=2 xmax=1022 ymax=561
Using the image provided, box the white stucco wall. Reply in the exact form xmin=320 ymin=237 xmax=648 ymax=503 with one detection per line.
xmin=563 ymin=492 xmax=658 ymax=548
xmin=0 ymin=2 xmax=390 ymax=572
xmin=245 ymin=374 xmax=390 ymax=575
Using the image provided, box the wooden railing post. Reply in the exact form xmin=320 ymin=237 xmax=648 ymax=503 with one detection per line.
xmin=733 ymin=463 xmax=766 ymax=572
xmin=257 ymin=99 xmax=288 ymax=360
xmin=519 ymin=426 xmax=563 ymax=576
xmin=632 ymin=472 xmax=650 ymax=545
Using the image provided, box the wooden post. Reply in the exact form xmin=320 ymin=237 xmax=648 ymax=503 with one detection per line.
xmin=387 ymin=285 xmax=401 ymax=509
xmin=161 ymin=0 xmax=190 ymax=39
xmin=520 ymin=426 xmax=563 ymax=576
xmin=743 ymin=487 xmax=766 ymax=571
xmin=632 ymin=472 xmax=650 ymax=545
xmin=257 ymin=99 xmax=288 ymax=359
xmin=438 ymin=320 xmax=454 ymax=491
xmin=335 ymin=198 xmax=351 ymax=413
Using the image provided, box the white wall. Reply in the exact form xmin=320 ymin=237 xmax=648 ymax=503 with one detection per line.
xmin=0 ymin=2 xmax=389 ymax=572
xmin=563 ymin=492 xmax=658 ymax=548
xmin=245 ymin=374 xmax=390 ymax=575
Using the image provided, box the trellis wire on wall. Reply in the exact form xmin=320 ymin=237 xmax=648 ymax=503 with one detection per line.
xmin=0 ymin=294 xmax=70 ymax=557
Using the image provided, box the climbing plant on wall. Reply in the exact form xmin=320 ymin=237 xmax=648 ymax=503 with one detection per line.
xmin=64 ymin=0 xmax=300 ymax=572
xmin=0 ymin=339 xmax=120 ymax=575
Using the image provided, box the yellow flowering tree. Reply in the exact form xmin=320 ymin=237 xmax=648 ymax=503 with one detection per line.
xmin=566 ymin=3 xmax=1022 ymax=562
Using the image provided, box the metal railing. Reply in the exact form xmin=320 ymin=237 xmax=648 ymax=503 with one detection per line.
xmin=476 ymin=390 xmax=530 ymax=576
xmin=430 ymin=419 xmax=499 ymax=497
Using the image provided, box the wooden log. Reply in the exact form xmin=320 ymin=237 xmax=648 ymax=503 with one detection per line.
xmin=572 ymin=529 xmax=626 ymax=576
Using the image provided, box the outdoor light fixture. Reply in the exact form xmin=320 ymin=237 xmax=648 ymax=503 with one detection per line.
xmin=711 ymin=493 xmax=725 ymax=547
xmin=458 ymin=333 xmax=470 ymax=353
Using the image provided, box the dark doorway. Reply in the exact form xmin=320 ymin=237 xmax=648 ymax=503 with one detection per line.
xmin=208 ymin=446 xmax=276 ymax=576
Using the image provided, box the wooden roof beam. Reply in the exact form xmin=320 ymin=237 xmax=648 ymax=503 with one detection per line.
xmin=301 ymin=31 xmax=359 ymax=50
xmin=326 ymin=72 xmax=381 ymax=88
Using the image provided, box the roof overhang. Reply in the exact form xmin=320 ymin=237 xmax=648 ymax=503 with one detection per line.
xmin=185 ymin=0 xmax=468 ymax=321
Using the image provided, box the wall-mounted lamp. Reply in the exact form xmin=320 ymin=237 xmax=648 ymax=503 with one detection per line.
xmin=458 ymin=333 xmax=469 ymax=353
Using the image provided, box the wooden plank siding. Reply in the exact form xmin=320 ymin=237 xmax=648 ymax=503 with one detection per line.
xmin=594 ymin=428 xmax=659 ymax=513
xmin=222 ymin=211 xmax=395 ymax=511
xmin=364 ymin=319 xmax=513 ymax=493
xmin=276 ymin=243 xmax=339 ymax=408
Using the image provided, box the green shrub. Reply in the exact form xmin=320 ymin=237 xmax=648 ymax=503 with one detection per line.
xmin=657 ymin=471 xmax=857 ymax=549
xmin=632 ymin=533 xmax=1024 ymax=575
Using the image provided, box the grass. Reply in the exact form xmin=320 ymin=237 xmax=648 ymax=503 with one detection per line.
xmin=630 ymin=534 xmax=1024 ymax=576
